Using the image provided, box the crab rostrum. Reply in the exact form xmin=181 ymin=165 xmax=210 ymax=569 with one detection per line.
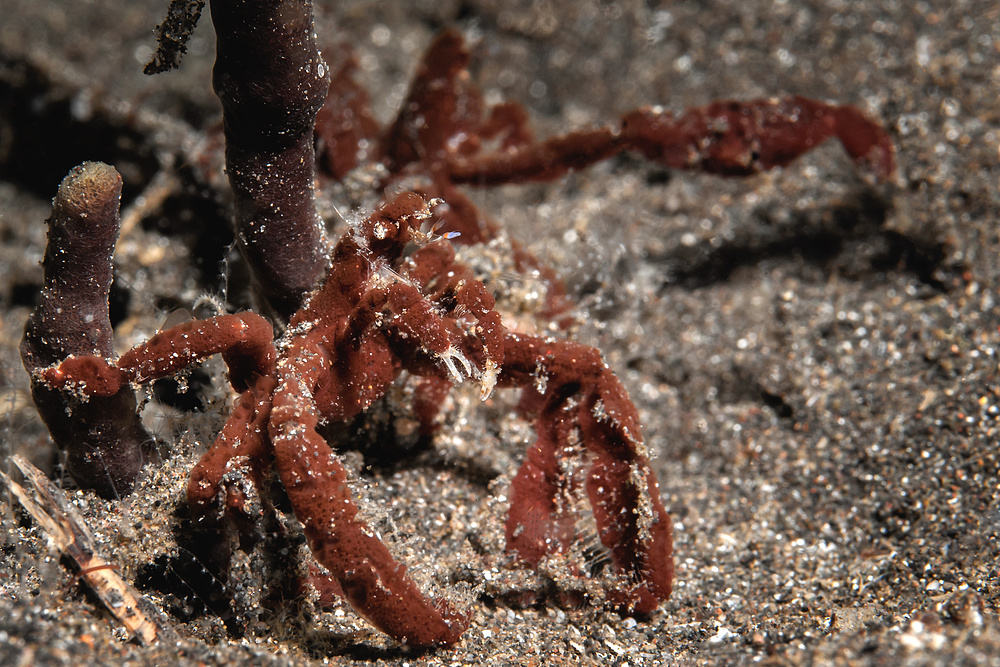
xmin=20 ymin=0 xmax=893 ymax=649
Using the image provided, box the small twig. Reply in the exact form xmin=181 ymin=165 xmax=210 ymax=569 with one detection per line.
xmin=143 ymin=0 xmax=206 ymax=75
xmin=0 ymin=455 xmax=174 ymax=645
xmin=119 ymin=167 xmax=181 ymax=238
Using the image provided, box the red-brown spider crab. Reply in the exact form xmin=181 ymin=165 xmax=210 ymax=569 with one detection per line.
xmin=33 ymin=177 xmax=674 ymax=645
xmin=19 ymin=0 xmax=893 ymax=648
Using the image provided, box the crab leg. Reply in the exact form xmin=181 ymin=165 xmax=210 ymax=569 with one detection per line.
xmin=269 ymin=337 xmax=470 ymax=647
xmin=446 ymin=95 xmax=894 ymax=185
xmin=365 ymin=29 xmax=894 ymax=186
xmin=40 ymin=311 xmax=280 ymax=515
xmin=186 ymin=374 xmax=277 ymax=516
xmin=500 ymin=333 xmax=674 ymax=613
xmin=619 ymin=96 xmax=895 ymax=179
xmin=40 ymin=313 xmax=276 ymax=397
xmin=118 ymin=313 xmax=276 ymax=392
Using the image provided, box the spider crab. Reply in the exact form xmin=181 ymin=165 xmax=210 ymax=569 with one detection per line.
xmin=19 ymin=0 xmax=893 ymax=649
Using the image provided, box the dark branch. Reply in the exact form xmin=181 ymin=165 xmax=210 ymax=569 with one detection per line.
xmin=210 ymin=0 xmax=331 ymax=318
xmin=144 ymin=0 xmax=206 ymax=75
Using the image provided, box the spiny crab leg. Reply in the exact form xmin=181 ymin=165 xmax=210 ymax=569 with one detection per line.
xmin=499 ymin=333 xmax=674 ymax=613
xmin=186 ymin=374 xmax=277 ymax=516
xmin=446 ymin=95 xmax=895 ymax=185
xmin=38 ymin=311 xmax=280 ymax=518
xmin=269 ymin=336 xmax=470 ymax=647
xmin=39 ymin=314 xmax=276 ymax=397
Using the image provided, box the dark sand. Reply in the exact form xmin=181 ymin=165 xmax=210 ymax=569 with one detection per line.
xmin=1 ymin=1 xmax=999 ymax=665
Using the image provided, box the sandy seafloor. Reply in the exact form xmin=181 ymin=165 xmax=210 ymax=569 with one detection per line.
xmin=1 ymin=0 xmax=999 ymax=665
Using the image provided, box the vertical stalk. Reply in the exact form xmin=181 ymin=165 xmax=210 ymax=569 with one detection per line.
xmin=210 ymin=0 xmax=331 ymax=318
xmin=21 ymin=163 xmax=151 ymax=496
